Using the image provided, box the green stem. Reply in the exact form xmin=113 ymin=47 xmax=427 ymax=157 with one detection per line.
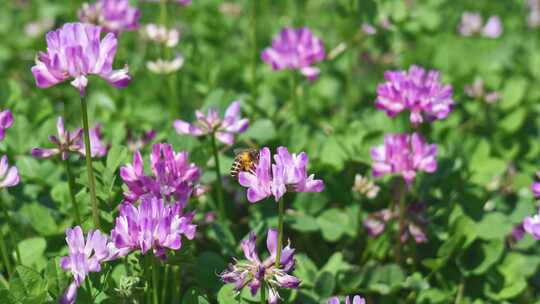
xmin=144 ymin=255 xmax=151 ymax=304
xmin=260 ymin=282 xmax=266 ymax=303
xmin=160 ymin=0 xmax=168 ymax=29
xmin=274 ymin=197 xmax=285 ymax=267
xmin=1 ymin=208 xmax=20 ymax=265
xmin=161 ymin=265 xmax=169 ymax=303
xmin=152 ymin=257 xmax=159 ymax=304
xmin=85 ymin=278 xmax=93 ymax=301
xmin=63 ymin=157 xmax=82 ymax=224
xmin=290 ymin=72 xmax=299 ymax=118
xmin=0 ymin=229 xmax=12 ymax=277
xmin=395 ymin=178 xmax=406 ymax=264
xmin=171 ymin=266 xmax=181 ymax=304
xmin=80 ymin=94 xmax=100 ymax=229
xmin=210 ymin=134 xmax=226 ymax=221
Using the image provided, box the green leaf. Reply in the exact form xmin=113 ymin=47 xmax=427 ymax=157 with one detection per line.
xmin=290 ymin=215 xmax=319 ymax=233
xmin=294 ymin=254 xmax=319 ymax=287
xmin=314 ymin=271 xmax=335 ymax=299
xmin=457 ymin=240 xmax=504 ymax=275
xmin=106 ymin=145 xmax=128 ymax=173
xmin=501 ymin=77 xmax=527 ymax=110
xmin=500 ymin=108 xmax=527 ymax=133
xmin=316 ymin=208 xmax=348 ymax=242
xmin=216 ymin=284 xmax=238 ymax=304
xmin=9 ymin=265 xmax=48 ymax=302
xmin=193 ymin=252 xmax=227 ymax=294
xmin=321 ymin=253 xmax=352 ymax=276
xmin=44 ymin=258 xmax=69 ymax=300
xmin=17 ymin=237 xmax=47 ymax=270
xmin=183 ymin=287 xmax=211 ymax=304
xmin=240 ymin=119 xmax=276 ymax=143
xmin=476 ymin=213 xmax=513 ymax=240
xmin=20 ymin=203 xmax=59 ymax=236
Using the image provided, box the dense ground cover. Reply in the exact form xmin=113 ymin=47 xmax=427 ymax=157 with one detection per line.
xmin=1 ymin=0 xmax=540 ymax=303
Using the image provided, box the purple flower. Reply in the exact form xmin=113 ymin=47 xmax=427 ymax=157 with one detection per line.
xmin=31 ymin=23 xmax=130 ymax=96
xmin=59 ymin=226 xmax=118 ymax=303
xmin=482 ymin=16 xmax=503 ymax=38
xmin=327 ymin=295 xmax=366 ymax=304
xmin=0 ymin=155 xmax=19 ymax=189
xmin=532 ymin=172 xmax=540 ymax=198
xmin=511 ymin=224 xmax=525 ymax=242
xmin=464 ymin=79 xmax=500 ymax=104
xmin=31 ymin=117 xmax=83 ymax=160
xmin=220 ymin=229 xmax=300 ymax=304
xmin=363 ymin=208 xmax=393 ymax=237
xmin=111 ymin=196 xmax=196 ymax=259
xmin=79 ymin=0 xmax=140 ymax=35
xmin=174 ymin=100 xmax=249 ymax=146
xmin=25 ymin=17 xmax=54 ymax=38
xmin=458 ymin=12 xmax=483 ymax=36
xmin=120 ymin=143 xmax=202 ymax=204
xmin=458 ymin=12 xmax=503 ymax=38
xmin=401 ymin=203 xmax=429 ymax=243
xmin=524 ymin=207 xmax=540 ymax=240
xmin=371 ymin=133 xmax=437 ymax=185
xmin=261 ymin=27 xmax=325 ymax=81
xmin=238 ymin=147 xmax=324 ymax=203
xmin=127 ymin=129 xmax=156 ymax=152
xmin=79 ymin=123 xmax=108 ymax=158
xmin=0 ymin=110 xmax=14 ymax=141
xmin=375 ymin=65 xmax=454 ymax=125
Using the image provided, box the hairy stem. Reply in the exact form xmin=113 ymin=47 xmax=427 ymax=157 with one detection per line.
xmin=260 ymin=282 xmax=266 ymax=303
xmin=63 ymin=156 xmax=81 ymax=224
xmin=210 ymin=134 xmax=226 ymax=221
xmin=80 ymin=95 xmax=100 ymax=229
xmin=275 ymin=197 xmax=285 ymax=267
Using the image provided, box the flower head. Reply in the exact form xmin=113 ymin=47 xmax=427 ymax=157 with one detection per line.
xmin=458 ymin=12 xmax=503 ymax=38
xmin=327 ymin=295 xmax=366 ymax=304
xmin=364 ymin=203 xmax=428 ymax=243
xmin=221 ymin=229 xmax=300 ymax=304
xmin=31 ymin=117 xmax=83 ymax=160
xmin=464 ymin=78 xmax=500 ymax=104
xmin=0 ymin=110 xmax=14 ymax=141
xmin=31 ymin=22 xmax=130 ymax=96
xmin=142 ymin=24 xmax=179 ymax=47
xmin=0 ymin=155 xmax=19 ymax=189
xmin=59 ymin=226 xmax=119 ymax=304
xmin=238 ymin=147 xmax=324 ymax=203
xmin=177 ymin=0 xmax=192 ymax=6
xmin=371 ymin=133 xmax=437 ymax=184
xmin=261 ymin=27 xmax=325 ymax=80
xmin=375 ymin=65 xmax=454 ymax=124
xmin=60 ymin=226 xmax=117 ymax=286
xmin=363 ymin=208 xmax=393 ymax=237
xmin=524 ymin=207 xmax=540 ymax=240
xmin=111 ymin=196 xmax=196 ymax=259
xmin=25 ymin=17 xmax=54 ymax=38
xmin=79 ymin=123 xmax=108 ymax=158
xmin=120 ymin=143 xmax=202 ymax=204
xmin=147 ymin=55 xmax=184 ymax=74
xmin=528 ymin=0 xmax=540 ymax=28
xmin=174 ymin=101 xmax=249 ymax=146
xmin=79 ymin=0 xmax=140 ymax=35
xmin=352 ymin=174 xmax=380 ymax=199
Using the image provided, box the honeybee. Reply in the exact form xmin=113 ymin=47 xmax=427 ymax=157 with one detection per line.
xmin=230 ymin=148 xmax=260 ymax=178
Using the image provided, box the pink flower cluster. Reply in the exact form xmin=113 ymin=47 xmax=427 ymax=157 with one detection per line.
xmin=262 ymin=27 xmax=325 ymax=80
xmin=239 ymin=147 xmax=324 ymax=203
xmin=79 ymin=0 xmax=140 ymax=35
xmin=111 ymin=196 xmax=196 ymax=259
xmin=31 ymin=23 xmax=130 ymax=96
xmin=120 ymin=143 xmax=203 ymax=205
xmin=371 ymin=133 xmax=437 ymax=185
xmin=32 ymin=117 xmax=107 ymax=159
xmin=221 ymin=229 xmax=300 ymax=303
xmin=375 ymin=65 xmax=454 ymax=125
xmin=458 ymin=12 xmax=503 ymax=38
xmin=174 ymin=101 xmax=249 ymax=146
